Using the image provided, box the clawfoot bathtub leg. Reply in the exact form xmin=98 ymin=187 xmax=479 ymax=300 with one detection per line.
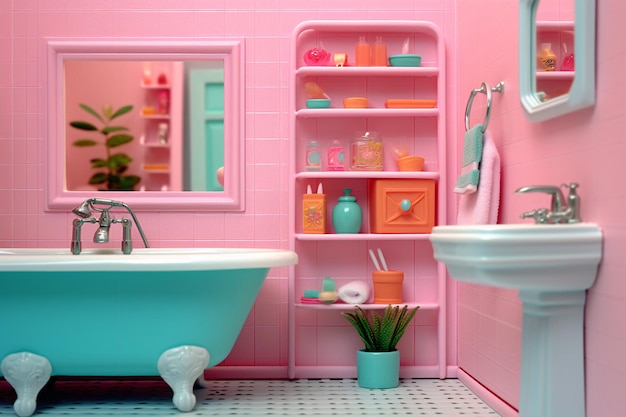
xmin=1 ymin=352 xmax=52 ymax=417
xmin=157 ymin=345 xmax=209 ymax=412
xmin=194 ymin=373 xmax=210 ymax=389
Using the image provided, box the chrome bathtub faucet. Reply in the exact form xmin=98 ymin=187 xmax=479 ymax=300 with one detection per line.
xmin=516 ymin=183 xmax=581 ymax=224
xmin=71 ymin=198 xmax=150 ymax=255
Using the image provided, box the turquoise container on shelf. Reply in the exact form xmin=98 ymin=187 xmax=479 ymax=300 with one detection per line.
xmin=332 ymin=188 xmax=363 ymax=234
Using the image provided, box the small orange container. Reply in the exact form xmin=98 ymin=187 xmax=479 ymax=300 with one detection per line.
xmin=343 ymin=97 xmax=368 ymax=108
xmin=368 ymin=179 xmax=435 ymax=234
xmin=303 ymin=193 xmax=326 ymax=233
xmin=372 ymin=270 xmax=404 ymax=304
xmin=396 ymin=156 xmax=425 ymax=172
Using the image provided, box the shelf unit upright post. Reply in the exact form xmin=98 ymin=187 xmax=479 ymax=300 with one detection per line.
xmin=288 ymin=20 xmax=448 ymax=380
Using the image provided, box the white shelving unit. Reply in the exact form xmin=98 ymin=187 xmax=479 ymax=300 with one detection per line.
xmin=140 ymin=82 xmax=173 ymax=191
xmin=138 ymin=62 xmax=184 ymax=191
xmin=288 ymin=21 xmax=448 ymax=380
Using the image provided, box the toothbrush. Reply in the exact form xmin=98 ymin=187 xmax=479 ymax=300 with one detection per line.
xmin=369 ymin=249 xmax=381 ymax=271
xmin=377 ymin=248 xmax=389 ymax=271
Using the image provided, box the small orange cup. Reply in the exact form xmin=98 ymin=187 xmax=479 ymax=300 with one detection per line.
xmin=397 ymin=155 xmax=424 ymax=171
xmin=343 ymin=97 xmax=368 ymax=108
xmin=372 ymin=270 xmax=404 ymax=304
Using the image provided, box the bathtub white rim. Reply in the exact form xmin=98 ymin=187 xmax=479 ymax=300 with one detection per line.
xmin=0 ymin=248 xmax=298 ymax=272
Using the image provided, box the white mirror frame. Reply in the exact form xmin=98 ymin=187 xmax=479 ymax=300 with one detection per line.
xmin=519 ymin=0 xmax=596 ymax=122
xmin=44 ymin=38 xmax=245 ymax=211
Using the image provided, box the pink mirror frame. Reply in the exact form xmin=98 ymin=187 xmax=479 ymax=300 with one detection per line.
xmin=43 ymin=38 xmax=245 ymax=211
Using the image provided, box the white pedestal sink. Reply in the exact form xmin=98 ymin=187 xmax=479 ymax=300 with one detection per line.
xmin=429 ymin=223 xmax=602 ymax=417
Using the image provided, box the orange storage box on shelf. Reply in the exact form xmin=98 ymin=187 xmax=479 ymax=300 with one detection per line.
xmin=368 ymin=179 xmax=436 ymax=233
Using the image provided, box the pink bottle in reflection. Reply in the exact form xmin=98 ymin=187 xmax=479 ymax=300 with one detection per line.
xmin=157 ymin=90 xmax=170 ymax=115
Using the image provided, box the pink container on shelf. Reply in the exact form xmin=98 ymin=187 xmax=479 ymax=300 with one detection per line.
xmin=157 ymin=90 xmax=170 ymax=115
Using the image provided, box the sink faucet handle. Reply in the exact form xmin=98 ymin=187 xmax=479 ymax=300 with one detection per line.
xmin=520 ymin=208 xmax=550 ymax=224
xmin=562 ymin=183 xmax=581 ymax=223
xmin=561 ymin=182 xmax=579 ymax=192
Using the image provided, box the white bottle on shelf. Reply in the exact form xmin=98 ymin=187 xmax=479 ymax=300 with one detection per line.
xmin=305 ymin=140 xmax=321 ymax=171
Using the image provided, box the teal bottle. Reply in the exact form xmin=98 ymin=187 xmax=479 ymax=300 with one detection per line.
xmin=332 ymin=188 xmax=363 ymax=234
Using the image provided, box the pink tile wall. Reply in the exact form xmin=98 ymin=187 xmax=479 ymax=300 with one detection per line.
xmin=456 ymin=0 xmax=626 ymax=415
xmin=0 ymin=1 xmax=457 ymax=378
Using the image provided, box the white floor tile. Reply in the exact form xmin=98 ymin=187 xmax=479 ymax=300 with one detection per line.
xmin=0 ymin=378 xmax=501 ymax=416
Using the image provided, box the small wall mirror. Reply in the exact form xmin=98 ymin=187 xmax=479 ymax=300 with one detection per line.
xmin=519 ymin=0 xmax=595 ymax=122
xmin=44 ymin=39 xmax=245 ymax=211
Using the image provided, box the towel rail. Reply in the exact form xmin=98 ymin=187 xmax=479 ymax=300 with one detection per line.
xmin=465 ymin=81 xmax=505 ymax=132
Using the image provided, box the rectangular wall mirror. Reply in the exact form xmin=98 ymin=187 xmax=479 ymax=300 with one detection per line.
xmin=44 ymin=39 xmax=245 ymax=211
xmin=519 ymin=0 xmax=595 ymax=122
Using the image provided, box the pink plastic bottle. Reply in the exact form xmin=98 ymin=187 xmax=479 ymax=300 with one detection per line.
xmin=157 ymin=90 xmax=170 ymax=114
xmin=327 ymin=140 xmax=345 ymax=171
xmin=561 ymin=43 xmax=575 ymax=71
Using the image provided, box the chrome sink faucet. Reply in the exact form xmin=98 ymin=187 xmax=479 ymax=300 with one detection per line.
xmin=71 ymin=198 xmax=150 ymax=255
xmin=516 ymin=183 xmax=581 ymax=224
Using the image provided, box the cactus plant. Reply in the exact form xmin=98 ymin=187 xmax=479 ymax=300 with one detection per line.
xmin=342 ymin=304 xmax=419 ymax=352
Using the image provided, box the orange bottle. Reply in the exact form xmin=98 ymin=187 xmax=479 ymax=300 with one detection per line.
xmin=303 ymin=192 xmax=326 ymax=233
xmin=355 ymin=36 xmax=371 ymax=66
xmin=371 ymin=36 xmax=388 ymax=66
xmin=537 ymin=43 xmax=556 ymax=71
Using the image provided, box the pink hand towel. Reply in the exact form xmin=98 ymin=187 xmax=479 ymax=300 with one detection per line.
xmin=457 ymin=130 xmax=501 ymax=225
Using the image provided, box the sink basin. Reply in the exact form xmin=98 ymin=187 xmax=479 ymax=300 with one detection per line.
xmin=430 ymin=223 xmax=603 ymax=417
xmin=429 ymin=223 xmax=602 ymax=291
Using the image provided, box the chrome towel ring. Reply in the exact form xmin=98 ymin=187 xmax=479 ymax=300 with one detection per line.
xmin=465 ymin=81 xmax=505 ymax=132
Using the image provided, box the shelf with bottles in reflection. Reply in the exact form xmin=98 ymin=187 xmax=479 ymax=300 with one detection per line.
xmin=535 ymin=21 xmax=575 ymax=102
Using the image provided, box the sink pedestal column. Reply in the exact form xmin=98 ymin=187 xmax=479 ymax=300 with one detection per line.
xmin=519 ymin=290 xmax=587 ymax=417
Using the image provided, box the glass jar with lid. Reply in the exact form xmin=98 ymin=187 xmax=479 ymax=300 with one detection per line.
xmin=350 ymin=131 xmax=383 ymax=171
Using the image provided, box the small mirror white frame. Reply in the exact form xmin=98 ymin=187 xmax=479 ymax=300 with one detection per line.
xmin=519 ymin=0 xmax=596 ymax=122
xmin=44 ymin=38 xmax=245 ymax=211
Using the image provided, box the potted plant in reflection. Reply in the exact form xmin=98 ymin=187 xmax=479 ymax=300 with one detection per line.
xmin=342 ymin=304 xmax=419 ymax=389
xmin=69 ymin=103 xmax=141 ymax=191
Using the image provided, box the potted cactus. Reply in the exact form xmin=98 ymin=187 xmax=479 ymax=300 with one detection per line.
xmin=342 ymin=304 xmax=419 ymax=389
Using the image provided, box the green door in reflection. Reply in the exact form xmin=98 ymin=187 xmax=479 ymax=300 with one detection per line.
xmin=186 ymin=68 xmax=225 ymax=191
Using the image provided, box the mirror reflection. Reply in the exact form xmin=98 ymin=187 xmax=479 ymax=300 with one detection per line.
xmin=45 ymin=39 xmax=244 ymax=212
xmin=534 ymin=0 xmax=575 ymax=103
xmin=520 ymin=0 xmax=594 ymax=122
xmin=65 ymin=60 xmax=225 ymax=192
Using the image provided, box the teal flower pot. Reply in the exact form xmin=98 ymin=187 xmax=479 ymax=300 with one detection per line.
xmin=356 ymin=349 xmax=400 ymax=389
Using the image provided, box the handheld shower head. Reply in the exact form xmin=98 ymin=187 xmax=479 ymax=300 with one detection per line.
xmin=72 ymin=201 xmax=92 ymax=218
xmin=72 ymin=198 xmax=125 ymax=218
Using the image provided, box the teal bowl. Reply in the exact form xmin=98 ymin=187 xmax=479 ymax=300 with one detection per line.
xmin=388 ymin=54 xmax=422 ymax=67
xmin=306 ymin=99 xmax=331 ymax=109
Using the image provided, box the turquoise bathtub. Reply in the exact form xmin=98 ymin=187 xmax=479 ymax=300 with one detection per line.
xmin=0 ymin=248 xmax=297 ymax=416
